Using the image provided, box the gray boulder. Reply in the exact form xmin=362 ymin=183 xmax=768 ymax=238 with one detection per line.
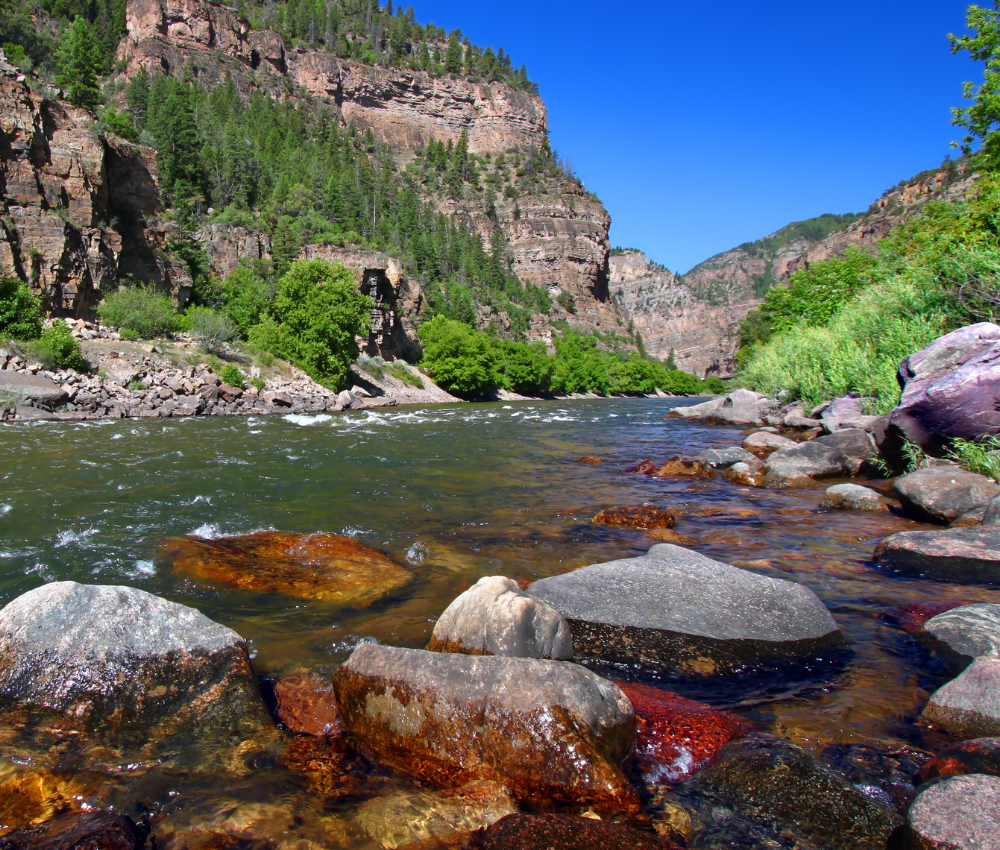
xmin=742 ymin=431 xmax=797 ymax=457
xmin=893 ymin=466 xmax=1000 ymax=524
xmin=922 ymin=655 xmax=1000 ymax=738
xmin=985 ymin=495 xmax=1000 ymax=526
xmin=0 ymin=371 xmax=67 ymax=407
xmin=874 ymin=527 xmax=1000 ymax=583
xmin=669 ymin=397 xmax=725 ymax=418
xmin=919 ymin=603 xmax=1000 ymax=670
xmin=0 ymin=582 xmax=266 ymax=734
xmin=427 ymin=576 xmax=573 ymax=659
xmin=821 ymin=483 xmax=890 ymax=512
xmin=814 ymin=429 xmax=876 ymax=474
xmin=886 ymin=322 xmax=1000 ymax=460
xmin=907 ymin=774 xmax=1000 ymax=850
xmin=763 ymin=441 xmax=850 ymax=488
xmin=527 ymin=544 xmax=841 ymax=676
xmin=696 ymin=446 xmax=760 ymax=469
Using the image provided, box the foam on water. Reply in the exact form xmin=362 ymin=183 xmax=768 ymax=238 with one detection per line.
xmin=0 ymin=504 xmax=10 ymax=517
xmin=190 ymin=522 xmax=222 ymax=539
xmin=283 ymin=414 xmax=333 ymax=426
xmin=54 ymin=528 xmax=99 ymax=548
xmin=132 ymin=560 xmax=156 ymax=576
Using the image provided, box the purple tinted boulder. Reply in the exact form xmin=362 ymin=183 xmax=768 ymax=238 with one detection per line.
xmin=886 ymin=323 xmax=1000 ymax=460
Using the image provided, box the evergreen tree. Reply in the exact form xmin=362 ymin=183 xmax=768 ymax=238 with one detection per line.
xmin=444 ymin=33 xmax=462 ymax=74
xmin=54 ymin=17 xmax=101 ymax=110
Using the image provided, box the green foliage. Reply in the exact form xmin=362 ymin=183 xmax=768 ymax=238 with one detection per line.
xmin=97 ymin=107 xmax=138 ymax=141
xmin=386 ymin=361 xmax=424 ymax=388
xmin=187 ymin=306 xmax=240 ymax=354
xmin=702 ymin=376 xmax=726 ymax=395
xmin=556 ymin=291 xmax=577 ymax=314
xmin=0 ymin=275 xmax=43 ymax=341
xmin=948 ymin=436 xmax=1000 ymax=480
xmin=249 ymin=259 xmax=371 ymax=388
xmin=97 ymin=284 xmax=179 ymax=339
xmin=418 ymin=315 xmax=500 ymax=397
xmin=495 ymin=338 xmax=553 ymax=394
xmin=25 ymin=322 xmax=87 ymax=371
xmin=221 ymin=263 xmax=274 ymax=336
xmin=220 ymin=363 xmax=246 ymax=389
xmin=2 ymin=42 xmax=26 ymax=67
xmin=54 ymin=17 xmax=102 ymax=110
xmin=950 ymin=2 xmax=1000 ymax=168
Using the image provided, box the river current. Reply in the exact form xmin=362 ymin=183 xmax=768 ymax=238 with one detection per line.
xmin=0 ymin=397 xmax=991 ymax=844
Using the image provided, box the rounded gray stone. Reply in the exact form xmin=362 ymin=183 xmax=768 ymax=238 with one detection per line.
xmin=908 ymin=774 xmax=1000 ymax=850
xmin=893 ymin=467 xmax=1000 ymax=525
xmin=822 ymin=483 xmax=889 ymax=512
xmin=920 ymin=603 xmax=1000 ymax=670
xmin=922 ymin=655 xmax=1000 ymax=738
xmin=0 ymin=371 xmax=68 ymax=406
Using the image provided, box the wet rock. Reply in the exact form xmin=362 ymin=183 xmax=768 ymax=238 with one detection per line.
xmin=576 ymin=456 xmax=605 ymax=464
xmin=897 ymin=601 xmax=969 ymax=635
xmin=0 ymin=582 xmax=265 ymax=735
xmin=655 ymin=456 xmax=717 ymax=479
xmin=280 ymin=736 xmax=378 ymax=800
xmin=644 ymin=529 xmax=699 ymax=545
xmin=614 ymin=680 xmax=751 ymax=784
xmin=741 ymin=431 xmax=797 ymax=457
xmin=159 ymin=531 xmax=413 ymax=606
xmin=703 ymin=406 xmax=767 ymax=427
xmin=922 ymin=737 xmax=1000 ymax=781
xmin=272 ymin=673 xmax=342 ymax=736
xmin=427 ymin=576 xmax=573 ymax=660
xmin=813 ymin=428 xmax=877 ymax=474
xmin=466 ymin=813 xmax=678 ymax=850
xmin=527 ymin=544 xmax=841 ymax=677
xmin=874 ymin=527 xmax=1000 ymax=583
xmin=892 ymin=466 xmax=1000 ymax=524
xmin=691 ymin=738 xmax=901 ymax=850
xmin=721 ymin=462 xmax=766 ymax=487
xmin=763 ymin=441 xmax=850 ymax=488
xmin=918 ymin=604 xmax=1000 ymax=671
xmin=906 ymin=774 xmax=1000 ymax=850
xmin=0 ymin=769 xmax=102 ymax=836
xmin=822 ymin=483 xmax=890 ymax=512
xmin=0 ymin=812 xmax=146 ymax=850
xmin=626 ymin=460 xmax=660 ymax=475
xmin=694 ymin=446 xmax=759 ymax=469
xmin=592 ymin=504 xmax=675 ymax=531
xmin=820 ymin=742 xmax=932 ymax=815
xmin=0 ymin=372 xmax=68 ymax=407
xmin=331 ymin=643 xmax=639 ymax=814
xmin=669 ymin=397 xmax=725 ymax=418
xmin=922 ymin=655 xmax=1000 ymax=737
xmin=354 ymin=781 xmax=516 ymax=849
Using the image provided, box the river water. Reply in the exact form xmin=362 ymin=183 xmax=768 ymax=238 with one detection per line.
xmin=0 ymin=398 xmax=992 ymax=844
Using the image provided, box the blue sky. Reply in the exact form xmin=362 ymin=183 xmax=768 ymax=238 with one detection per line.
xmin=408 ymin=0 xmax=980 ymax=272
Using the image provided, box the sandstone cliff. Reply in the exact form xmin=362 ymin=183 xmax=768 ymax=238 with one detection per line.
xmin=0 ymin=57 xmax=190 ymax=317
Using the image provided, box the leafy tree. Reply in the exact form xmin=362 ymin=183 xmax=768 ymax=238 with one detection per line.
xmin=496 ymin=338 xmax=553 ymax=394
xmin=418 ymin=315 xmax=500 ymax=396
xmin=54 ymin=17 xmax=101 ymax=110
xmin=951 ymin=1 xmax=1000 ymax=168
xmin=0 ymin=275 xmax=43 ymax=340
xmin=221 ymin=264 xmax=275 ymax=335
xmin=249 ymin=259 xmax=371 ymax=388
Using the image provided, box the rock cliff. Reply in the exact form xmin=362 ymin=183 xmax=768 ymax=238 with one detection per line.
xmin=0 ymin=59 xmax=190 ymax=317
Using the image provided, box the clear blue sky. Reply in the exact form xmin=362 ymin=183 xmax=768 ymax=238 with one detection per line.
xmin=407 ymin=0 xmax=980 ymax=273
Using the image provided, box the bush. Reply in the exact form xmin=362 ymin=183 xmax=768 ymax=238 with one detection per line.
xmin=949 ymin=436 xmax=1000 ymax=481
xmin=97 ymin=284 xmax=179 ymax=339
xmin=496 ymin=339 xmax=553 ymax=394
xmin=418 ymin=316 xmax=500 ymax=397
xmin=24 ymin=323 xmax=88 ymax=371
xmin=220 ymin=363 xmax=246 ymax=389
xmin=386 ymin=361 xmax=424 ymax=388
xmin=0 ymin=275 xmax=43 ymax=341
xmin=221 ymin=265 xmax=274 ymax=336
xmin=701 ymin=376 xmax=727 ymax=394
xmin=248 ymin=259 xmax=371 ymax=389
xmin=188 ymin=306 xmax=239 ymax=354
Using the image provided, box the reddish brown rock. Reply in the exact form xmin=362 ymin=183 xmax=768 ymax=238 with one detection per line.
xmin=644 ymin=529 xmax=699 ymax=546
xmin=614 ymin=681 xmax=752 ymax=784
xmin=577 ymin=456 xmax=605 ymax=464
xmin=158 ymin=532 xmax=413 ymax=606
xmin=466 ymin=813 xmax=678 ymax=850
xmin=627 ymin=460 xmax=660 ymax=475
xmin=272 ymin=674 xmax=342 ymax=736
xmin=0 ymin=812 xmax=145 ymax=850
xmin=331 ymin=644 xmax=640 ymax=815
xmin=922 ymin=737 xmax=1000 ymax=782
xmin=656 ymin=456 xmax=717 ymax=479
xmin=0 ymin=770 xmax=102 ymax=837
xmin=721 ymin=463 xmax=766 ymax=487
xmin=741 ymin=431 xmax=797 ymax=458
xmin=896 ymin=601 xmax=968 ymax=635
xmin=592 ymin=504 xmax=675 ymax=531
xmin=280 ymin=736 xmax=377 ymax=801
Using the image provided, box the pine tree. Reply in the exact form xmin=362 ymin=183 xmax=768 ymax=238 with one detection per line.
xmin=55 ymin=17 xmax=102 ymax=110
xmin=125 ymin=66 xmax=150 ymax=129
xmin=445 ymin=34 xmax=462 ymax=75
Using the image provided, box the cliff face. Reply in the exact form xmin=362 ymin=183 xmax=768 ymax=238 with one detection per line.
xmin=613 ymin=164 xmax=978 ymax=377
xmin=0 ymin=59 xmax=190 ymax=317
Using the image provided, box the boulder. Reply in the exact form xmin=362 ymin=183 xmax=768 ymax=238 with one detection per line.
xmin=984 ymin=495 xmax=1000 ymax=526
xmin=0 ymin=582 xmax=266 ymax=734
xmin=626 ymin=459 xmax=660 ymax=475
xmin=158 ymin=531 xmax=413 ymax=606
xmin=592 ymin=504 xmax=675 ymax=531
xmin=0 ymin=812 xmax=146 ymax=850
xmin=272 ymin=673 xmax=342 ymax=736
xmin=0 ymin=372 xmax=68 ymax=407
xmin=668 ymin=397 xmax=725 ymax=418
xmin=763 ymin=441 xmax=850 ymax=487
xmin=887 ymin=322 xmax=1000 ymax=459
xmin=695 ymin=446 xmax=759 ymax=469
xmin=691 ymin=738 xmax=901 ymax=850
xmin=814 ymin=428 xmax=876 ymax=474
xmin=741 ymin=431 xmax=797 ymax=457
xmin=614 ymin=680 xmax=751 ymax=785
xmin=892 ymin=467 xmax=1000 ymax=524
xmin=906 ymin=774 xmax=1000 ymax=850
xmin=331 ymin=644 xmax=640 ymax=814
xmin=466 ymin=814 xmax=678 ymax=850
xmin=655 ymin=456 xmax=716 ymax=478
xmin=721 ymin=462 xmax=766 ymax=487
xmin=527 ymin=544 xmax=841 ymax=676
xmin=922 ymin=655 xmax=1000 ymax=737
xmin=703 ymin=406 xmax=766 ymax=427
xmin=874 ymin=527 xmax=1000 ymax=583
xmin=427 ymin=576 xmax=573 ymax=660
xmin=576 ymin=456 xmax=604 ymax=464
xmin=922 ymin=737 xmax=1000 ymax=781
xmin=279 ymin=735 xmax=377 ymax=800
xmin=822 ymin=483 xmax=890 ymax=512
xmin=918 ymin=604 xmax=1000 ymax=670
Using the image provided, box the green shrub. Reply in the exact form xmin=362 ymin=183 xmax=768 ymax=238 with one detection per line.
xmin=496 ymin=339 xmax=553 ymax=394
xmin=220 ymin=363 xmax=246 ymax=388
xmin=187 ymin=306 xmax=239 ymax=354
xmin=701 ymin=376 xmax=727 ymax=395
xmin=418 ymin=316 xmax=500 ymax=397
xmin=25 ymin=323 xmax=88 ymax=371
xmin=0 ymin=275 xmax=43 ymax=341
xmin=250 ymin=376 xmax=265 ymax=392
xmin=97 ymin=284 xmax=179 ymax=339
xmin=221 ymin=264 xmax=274 ymax=336
xmin=949 ymin=436 xmax=1000 ymax=480
xmin=386 ymin=361 xmax=424 ymax=388
xmin=556 ymin=291 xmax=577 ymax=314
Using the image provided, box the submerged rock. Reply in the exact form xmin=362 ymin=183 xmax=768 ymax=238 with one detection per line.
xmin=655 ymin=456 xmax=717 ymax=479
xmin=0 ymin=769 xmax=104 ymax=837
xmin=614 ymin=680 xmax=751 ymax=785
xmin=0 ymin=582 xmax=265 ymax=734
xmin=592 ymin=504 xmax=675 ymax=531
xmin=427 ymin=576 xmax=573 ymax=659
xmin=906 ymin=774 xmax=1000 ymax=850
xmin=922 ymin=737 xmax=1000 ymax=781
xmin=918 ymin=603 xmax=1000 ymax=670
xmin=159 ymin=531 xmax=413 ymax=606
xmin=527 ymin=544 xmax=841 ymax=677
xmin=280 ymin=736 xmax=378 ymax=801
xmin=576 ymin=456 xmax=605 ymax=464
xmin=695 ymin=446 xmax=759 ymax=469
xmin=721 ymin=462 xmax=765 ymax=487
xmin=741 ymin=431 xmax=797 ymax=458
xmin=690 ymin=738 xmax=901 ymax=850
xmin=272 ymin=673 xmax=342 ymax=736
xmin=922 ymin=655 xmax=1000 ymax=737
xmin=822 ymin=483 xmax=890 ymax=512
xmin=627 ymin=459 xmax=661 ymax=475
xmin=0 ymin=812 xmax=146 ymax=850
xmin=874 ymin=527 xmax=1000 ymax=584
xmin=892 ymin=467 xmax=1000 ymax=525
xmin=466 ymin=813 xmax=678 ymax=850
xmin=763 ymin=441 xmax=851 ymax=488
xmin=331 ymin=643 xmax=639 ymax=814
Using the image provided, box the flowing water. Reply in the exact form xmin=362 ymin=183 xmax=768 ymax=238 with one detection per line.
xmin=0 ymin=398 xmax=993 ymax=846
